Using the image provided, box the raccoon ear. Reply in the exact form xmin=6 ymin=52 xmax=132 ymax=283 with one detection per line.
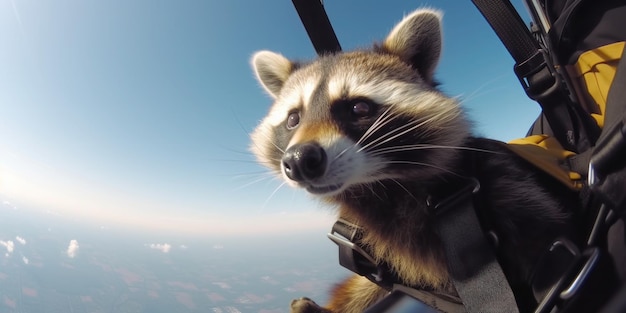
xmin=251 ymin=51 xmax=295 ymax=99
xmin=383 ymin=9 xmax=443 ymax=84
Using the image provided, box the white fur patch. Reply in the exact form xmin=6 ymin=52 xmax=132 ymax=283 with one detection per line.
xmin=249 ymin=122 xmax=276 ymax=169
xmin=265 ymin=76 xmax=319 ymax=127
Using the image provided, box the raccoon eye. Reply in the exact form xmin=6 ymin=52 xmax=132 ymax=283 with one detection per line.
xmin=351 ymin=101 xmax=371 ymax=117
xmin=286 ymin=111 xmax=300 ymax=129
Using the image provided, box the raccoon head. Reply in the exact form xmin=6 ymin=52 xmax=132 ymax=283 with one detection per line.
xmin=250 ymin=9 xmax=470 ymax=197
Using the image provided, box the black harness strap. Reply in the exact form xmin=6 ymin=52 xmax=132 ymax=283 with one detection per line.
xmin=291 ymin=0 xmax=341 ymax=55
xmin=589 ymin=47 xmax=626 ymax=213
xmin=328 ymin=218 xmax=396 ymax=290
xmin=471 ymin=0 xmax=600 ymax=153
xmin=364 ymin=285 xmax=465 ymax=313
xmin=329 ymin=178 xmax=520 ymax=313
xmin=430 ymin=179 xmax=520 ymax=313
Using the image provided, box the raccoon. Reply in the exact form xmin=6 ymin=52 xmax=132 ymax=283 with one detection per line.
xmin=249 ymin=8 xmax=579 ymax=313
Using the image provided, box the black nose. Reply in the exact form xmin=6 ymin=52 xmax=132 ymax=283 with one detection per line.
xmin=282 ymin=142 xmax=327 ymax=182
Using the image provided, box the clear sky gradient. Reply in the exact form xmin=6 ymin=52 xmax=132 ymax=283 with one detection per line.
xmin=0 ymin=0 xmax=540 ymax=235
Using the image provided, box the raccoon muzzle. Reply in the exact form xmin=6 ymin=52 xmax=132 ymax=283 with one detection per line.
xmin=282 ymin=142 xmax=328 ymax=182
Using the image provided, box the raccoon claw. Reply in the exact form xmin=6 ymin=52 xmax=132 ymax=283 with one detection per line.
xmin=290 ymin=297 xmax=331 ymax=313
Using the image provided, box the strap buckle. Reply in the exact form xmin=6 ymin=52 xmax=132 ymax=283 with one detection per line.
xmin=514 ymin=49 xmax=561 ymax=104
xmin=534 ymin=246 xmax=601 ymax=313
xmin=327 ymin=219 xmax=394 ymax=290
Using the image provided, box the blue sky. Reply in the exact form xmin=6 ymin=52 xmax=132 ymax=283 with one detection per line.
xmin=0 ymin=1 xmax=540 ymax=236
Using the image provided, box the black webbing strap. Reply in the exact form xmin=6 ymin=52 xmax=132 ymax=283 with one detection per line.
xmin=471 ymin=0 xmax=599 ymax=153
xmin=471 ymin=0 xmax=538 ymax=62
xmin=291 ymin=0 xmax=341 ymax=55
xmin=364 ymin=285 xmax=465 ymax=313
xmin=431 ymin=179 xmax=520 ymax=313
xmin=589 ymin=47 xmax=626 ymax=212
xmin=328 ymin=219 xmax=395 ymax=290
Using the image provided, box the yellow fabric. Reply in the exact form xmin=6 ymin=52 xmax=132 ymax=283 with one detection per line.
xmin=507 ymin=135 xmax=583 ymax=190
xmin=573 ymin=41 xmax=625 ymax=128
xmin=505 ymin=42 xmax=625 ymax=190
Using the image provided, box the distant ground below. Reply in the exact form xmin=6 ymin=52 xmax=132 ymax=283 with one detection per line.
xmin=0 ymin=204 xmax=348 ymax=313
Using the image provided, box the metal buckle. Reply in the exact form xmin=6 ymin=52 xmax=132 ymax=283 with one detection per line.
xmin=513 ymin=49 xmax=561 ymax=103
xmin=328 ymin=228 xmax=392 ymax=289
xmin=534 ymin=246 xmax=601 ymax=313
xmin=559 ymin=247 xmax=600 ymax=300
xmin=531 ymin=238 xmax=579 ymax=304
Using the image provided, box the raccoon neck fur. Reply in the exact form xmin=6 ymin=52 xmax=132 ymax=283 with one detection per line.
xmin=326 ymin=146 xmax=472 ymax=291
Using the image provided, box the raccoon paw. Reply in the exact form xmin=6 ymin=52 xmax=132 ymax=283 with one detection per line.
xmin=290 ymin=297 xmax=331 ymax=313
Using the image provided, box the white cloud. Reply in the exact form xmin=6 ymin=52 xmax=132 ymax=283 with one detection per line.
xmin=0 ymin=240 xmax=14 ymax=256
xmin=66 ymin=240 xmax=79 ymax=258
xmin=15 ymin=236 xmax=26 ymax=245
xmin=22 ymin=256 xmax=29 ymax=265
xmin=1 ymin=200 xmax=17 ymax=210
xmin=148 ymin=243 xmax=171 ymax=253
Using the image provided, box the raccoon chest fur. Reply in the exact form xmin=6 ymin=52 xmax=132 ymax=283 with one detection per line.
xmin=336 ymin=180 xmax=451 ymax=290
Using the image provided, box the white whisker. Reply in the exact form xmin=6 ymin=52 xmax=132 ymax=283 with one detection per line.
xmin=380 ymin=160 xmax=465 ymax=177
xmin=232 ymin=174 xmax=276 ymax=191
xmin=454 ymin=73 xmax=510 ymax=104
xmin=250 ymin=127 xmax=285 ymax=154
xmin=358 ymin=117 xmax=429 ymax=152
xmin=356 ymin=106 xmax=395 ymax=146
xmin=333 ymin=143 xmax=356 ymax=164
xmin=261 ymin=181 xmax=288 ymax=209
xmin=333 ymin=108 xmax=397 ymax=164
xmin=390 ymin=179 xmax=418 ymax=203
xmin=369 ymin=144 xmax=504 ymax=156
xmin=230 ymin=171 xmax=275 ymax=180
xmin=358 ymin=117 xmax=416 ymax=152
xmin=371 ymin=182 xmax=386 ymax=201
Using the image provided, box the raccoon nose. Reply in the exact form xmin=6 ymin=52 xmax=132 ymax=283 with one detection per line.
xmin=282 ymin=142 xmax=327 ymax=182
